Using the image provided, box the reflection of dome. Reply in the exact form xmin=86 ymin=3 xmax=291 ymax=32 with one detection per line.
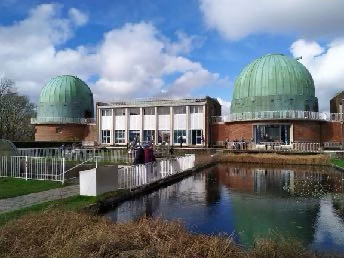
xmin=37 ymin=75 xmax=94 ymax=121
xmin=230 ymin=54 xmax=318 ymax=113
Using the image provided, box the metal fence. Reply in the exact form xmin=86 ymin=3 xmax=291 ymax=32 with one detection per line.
xmin=18 ymin=148 xmax=136 ymax=164
xmin=118 ymin=154 xmax=195 ymax=190
xmin=0 ymin=156 xmax=65 ymax=182
xmin=31 ymin=117 xmax=96 ymax=124
xmin=213 ymin=110 xmax=344 ymax=123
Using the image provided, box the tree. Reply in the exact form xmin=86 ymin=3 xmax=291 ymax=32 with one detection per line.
xmin=0 ymin=78 xmax=36 ymax=141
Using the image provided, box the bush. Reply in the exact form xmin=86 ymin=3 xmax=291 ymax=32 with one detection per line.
xmin=0 ymin=209 xmax=317 ymax=258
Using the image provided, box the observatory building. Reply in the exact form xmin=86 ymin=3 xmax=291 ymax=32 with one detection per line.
xmin=31 ymin=75 xmax=96 ymax=142
xmin=212 ymin=54 xmax=343 ymax=148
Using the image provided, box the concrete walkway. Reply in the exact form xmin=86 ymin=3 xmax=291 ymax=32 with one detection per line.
xmin=0 ymin=185 xmax=79 ymax=214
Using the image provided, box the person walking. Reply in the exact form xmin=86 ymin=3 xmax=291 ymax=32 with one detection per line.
xmin=201 ymin=134 xmax=205 ymax=147
xmin=178 ymin=135 xmax=183 ymax=148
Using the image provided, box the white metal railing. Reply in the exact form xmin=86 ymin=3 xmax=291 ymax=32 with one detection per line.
xmin=213 ymin=110 xmax=344 ymax=123
xmin=324 ymin=142 xmax=342 ymax=149
xmin=292 ymin=142 xmax=322 ymax=152
xmin=30 ymin=117 xmax=96 ymax=124
xmin=0 ymin=156 xmax=65 ymax=183
xmin=118 ymin=154 xmax=195 ymax=190
xmin=17 ymin=148 xmax=135 ymax=164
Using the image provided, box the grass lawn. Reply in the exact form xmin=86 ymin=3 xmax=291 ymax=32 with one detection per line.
xmin=0 ymin=190 xmax=126 ymax=227
xmin=331 ymin=158 xmax=344 ymax=168
xmin=0 ymin=177 xmax=64 ymax=199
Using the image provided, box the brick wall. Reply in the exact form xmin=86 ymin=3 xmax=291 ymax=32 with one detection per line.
xmin=211 ymin=120 xmax=337 ymax=145
xmin=321 ymin=121 xmax=342 ymax=142
xmin=211 ymin=122 xmax=253 ymax=144
xmin=84 ymin=124 xmax=97 ymax=142
xmin=35 ymin=124 xmax=90 ymax=142
xmin=292 ymin=121 xmax=322 ymax=142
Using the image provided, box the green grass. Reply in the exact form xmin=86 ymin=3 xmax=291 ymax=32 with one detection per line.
xmin=331 ymin=158 xmax=344 ymax=168
xmin=0 ymin=177 xmax=64 ymax=199
xmin=0 ymin=190 xmax=126 ymax=227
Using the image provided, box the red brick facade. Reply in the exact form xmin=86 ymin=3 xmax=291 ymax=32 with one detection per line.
xmin=35 ymin=120 xmax=343 ymax=145
xmin=35 ymin=124 xmax=97 ymax=142
xmin=211 ymin=122 xmax=252 ymax=144
xmin=321 ymin=122 xmax=342 ymax=142
xmin=211 ymin=120 xmax=343 ymax=145
xmin=293 ymin=121 xmax=322 ymax=142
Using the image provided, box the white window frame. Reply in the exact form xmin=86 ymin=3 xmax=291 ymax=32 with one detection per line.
xmin=114 ymin=130 xmax=125 ymax=143
xmin=173 ymin=106 xmax=186 ymax=114
xmin=101 ymin=130 xmax=111 ymax=144
xmin=158 ymin=107 xmax=170 ymax=115
xmin=101 ymin=109 xmax=112 ymax=116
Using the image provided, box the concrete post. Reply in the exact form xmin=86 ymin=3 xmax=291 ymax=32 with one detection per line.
xmin=186 ymin=105 xmax=190 ymax=146
xmin=125 ymin=108 xmax=129 ymax=144
xmin=155 ymin=106 xmax=158 ymax=145
xmin=170 ymin=106 xmax=174 ymax=145
xmin=140 ymin=107 xmax=144 ymax=143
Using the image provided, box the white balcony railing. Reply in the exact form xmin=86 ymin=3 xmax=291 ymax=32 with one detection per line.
xmin=212 ymin=110 xmax=344 ymax=123
xmin=31 ymin=117 xmax=96 ymax=124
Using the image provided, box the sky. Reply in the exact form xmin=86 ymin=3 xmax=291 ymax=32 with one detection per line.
xmin=1 ymin=0 xmax=344 ymax=113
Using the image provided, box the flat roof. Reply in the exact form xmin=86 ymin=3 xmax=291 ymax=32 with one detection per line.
xmin=97 ymin=96 xmax=218 ymax=108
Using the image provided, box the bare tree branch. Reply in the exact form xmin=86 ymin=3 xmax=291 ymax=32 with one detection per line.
xmin=0 ymin=78 xmax=36 ymax=141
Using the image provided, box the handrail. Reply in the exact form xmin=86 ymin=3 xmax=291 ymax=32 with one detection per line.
xmin=31 ymin=117 xmax=96 ymax=124
xmin=64 ymin=156 xmax=102 ymax=174
xmin=212 ymin=110 xmax=344 ymax=123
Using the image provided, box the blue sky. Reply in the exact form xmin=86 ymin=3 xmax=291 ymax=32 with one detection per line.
xmin=1 ymin=0 xmax=344 ymax=112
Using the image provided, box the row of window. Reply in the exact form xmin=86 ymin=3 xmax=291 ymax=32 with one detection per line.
xmin=101 ymin=106 xmax=203 ymax=116
xmin=101 ymin=130 xmax=204 ymax=144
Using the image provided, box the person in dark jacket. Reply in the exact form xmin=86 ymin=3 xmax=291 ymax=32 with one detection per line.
xmin=133 ymin=146 xmax=145 ymax=165
xmin=169 ymin=146 xmax=174 ymax=156
xmin=178 ymin=136 xmax=183 ymax=148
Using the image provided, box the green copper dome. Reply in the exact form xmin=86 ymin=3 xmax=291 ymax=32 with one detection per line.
xmin=230 ymin=54 xmax=318 ymax=114
xmin=37 ymin=75 xmax=94 ymax=122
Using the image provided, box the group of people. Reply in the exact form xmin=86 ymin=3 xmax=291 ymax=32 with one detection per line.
xmin=127 ymin=137 xmax=157 ymax=165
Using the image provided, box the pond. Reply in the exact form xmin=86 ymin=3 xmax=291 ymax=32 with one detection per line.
xmin=104 ymin=164 xmax=344 ymax=252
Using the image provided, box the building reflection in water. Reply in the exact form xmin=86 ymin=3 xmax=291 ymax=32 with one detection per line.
xmin=214 ymin=164 xmax=344 ymax=248
xmin=104 ymin=164 xmax=344 ymax=251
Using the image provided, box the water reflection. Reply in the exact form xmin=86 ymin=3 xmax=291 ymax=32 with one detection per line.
xmin=104 ymin=164 xmax=344 ymax=252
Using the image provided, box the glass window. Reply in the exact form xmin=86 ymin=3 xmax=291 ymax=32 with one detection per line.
xmin=129 ymin=108 xmax=140 ymax=115
xmin=158 ymin=107 xmax=170 ymax=115
xmin=158 ymin=130 xmax=170 ymax=144
xmin=174 ymin=106 xmax=186 ymax=114
xmin=254 ymin=125 xmax=290 ymax=145
xmin=114 ymin=108 xmax=125 ymax=116
xmin=143 ymin=107 xmax=155 ymax=115
xmin=190 ymin=106 xmax=203 ymax=113
xmin=143 ymin=130 xmax=155 ymax=142
xmin=173 ymin=130 xmax=186 ymax=144
xmin=101 ymin=109 xmax=112 ymax=116
xmin=101 ymin=130 xmax=111 ymax=144
xmin=114 ymin=130 xmax=125 ymax=143
xmin=189 ymin=130 xmax=203 ymax=145
xmin=129 ymin=130 xmax=140 ymax=142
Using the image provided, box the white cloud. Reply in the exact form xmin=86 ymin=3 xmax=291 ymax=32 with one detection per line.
xmin=87 ymin=22 xmax=220 ymax=101
xmin=217 ymin=98 xmax=231 ymax=116
xmin=69 ymin=8 xmax=88 ymax=26
xmin=0 ymin=4 xmax=94 ymax=100
xmin=165 ymin=31 xmax=201 ymax=55
xmin=199 ymin=0 xmax=344 ymax=40
xmin=290 ymin=38 xmax=344 ymax=112
xmin=0 ymin=4 xmax=222 ymax=104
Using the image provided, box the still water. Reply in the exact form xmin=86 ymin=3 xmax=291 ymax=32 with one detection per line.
xmin=104 ymin=164 xmax=344 ymax=252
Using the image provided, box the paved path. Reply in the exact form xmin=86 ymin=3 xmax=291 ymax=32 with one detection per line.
xmin=0 ymin=185 xmax=79 ymax=214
